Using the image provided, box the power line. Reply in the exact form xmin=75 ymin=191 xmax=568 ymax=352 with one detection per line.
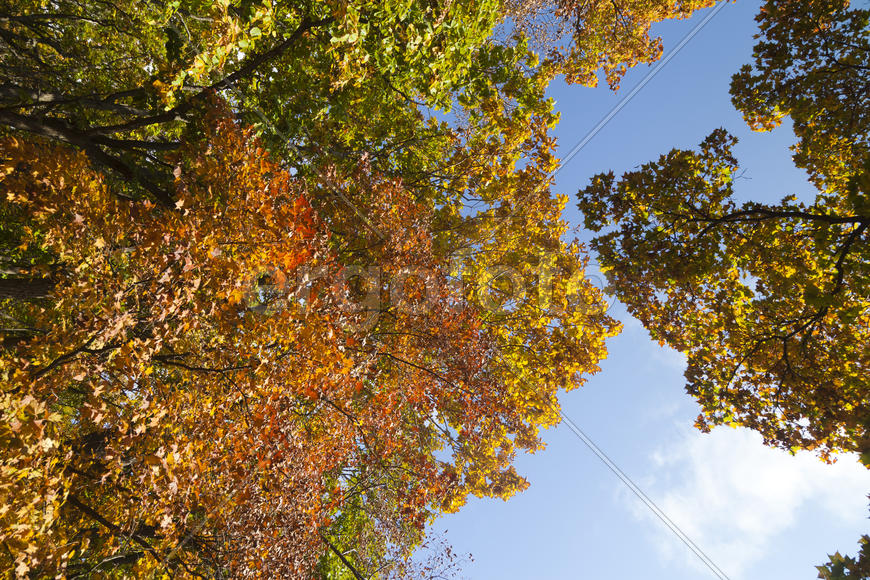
xmin=484 ymin=0 xmax=730 ymax=240
xmin=524 ymin=6 xmax=735 ymax=573
xmin=553 ymin=0 xmax=730 ymax=174
xmin=550 ymin=5 xmax=733 ymax=576
xmin=558 ymin=410 xmax=731 ymax=580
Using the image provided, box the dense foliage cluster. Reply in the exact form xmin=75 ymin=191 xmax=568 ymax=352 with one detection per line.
xmin=3 ymin=0 xmax=866 ymax=576
xmin=0 ymin=0 xmax=713 ymax=576
xmin=577 ymin=0 xmax=869 ymax=574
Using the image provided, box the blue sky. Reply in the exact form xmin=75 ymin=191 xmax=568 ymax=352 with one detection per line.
xmin=433 ymin=1 xmax=870 ymax=578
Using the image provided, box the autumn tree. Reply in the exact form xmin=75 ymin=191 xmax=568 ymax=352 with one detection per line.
xmin=576 ymin=0 xmax=868 ymax=573
xmin=579 ymin=0 xmax=869 ymax=462
xmin=553 ymin=0 xmax=718 ymax=88
xmin=1 ymin=107 xmax=607 ymax=577
xmin=1 ymin=0 xmax=727 ymax=576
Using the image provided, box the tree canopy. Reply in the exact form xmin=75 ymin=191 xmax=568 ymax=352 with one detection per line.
xmin=0 ymin=0 xmax=726 ymax=576
xmin=577 ymin=0 xmax=869 ymax=574
xmin=579 ymin=0 xmax=869 ymax=467
xmin=5 ymin=0 xmax=865 ymax=576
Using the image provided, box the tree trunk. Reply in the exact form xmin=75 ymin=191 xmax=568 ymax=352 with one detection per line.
xmin=0 ymin=277 xmax=55 ymax=299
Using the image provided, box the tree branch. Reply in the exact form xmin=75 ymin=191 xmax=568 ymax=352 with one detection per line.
xmin=320 ymin=533 xmax=366 ymax=580
xmin=85 ymin=16 xmax=333 ymax=136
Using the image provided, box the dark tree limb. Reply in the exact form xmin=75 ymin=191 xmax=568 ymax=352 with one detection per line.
xmin=0 ymin=109 xmax=175 ymax=206
xmin=0 ymin=16 xmax=333 ymax=207
xmin=320 ymin=533 xmax=366 ymax=580
xmin=85 ymin=16 xmax=334 ymax=136
xmin=0 ymin=276 xmax=55 ymax=299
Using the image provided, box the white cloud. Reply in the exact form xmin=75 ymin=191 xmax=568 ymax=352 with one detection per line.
xmin=625 ymin=426 xmax=870 ymax=578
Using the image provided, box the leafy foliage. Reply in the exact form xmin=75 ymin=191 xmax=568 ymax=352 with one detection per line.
xmin=579 ymin=128 xmax=870 ymax=459
xmin=730 ymin=0 xmax=870 ymax=195
xmin=552 ymin=0 xmax=718 ymax=88
xmin=817 ymin=533 xmax=870 ymax=579
xmin=0 ymin=0 xmax=742 ymax=574
xmin=576 ymin=0 xmax=869 ymax=572
xmin=0 ymin=0 xmax=744 ymax=574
